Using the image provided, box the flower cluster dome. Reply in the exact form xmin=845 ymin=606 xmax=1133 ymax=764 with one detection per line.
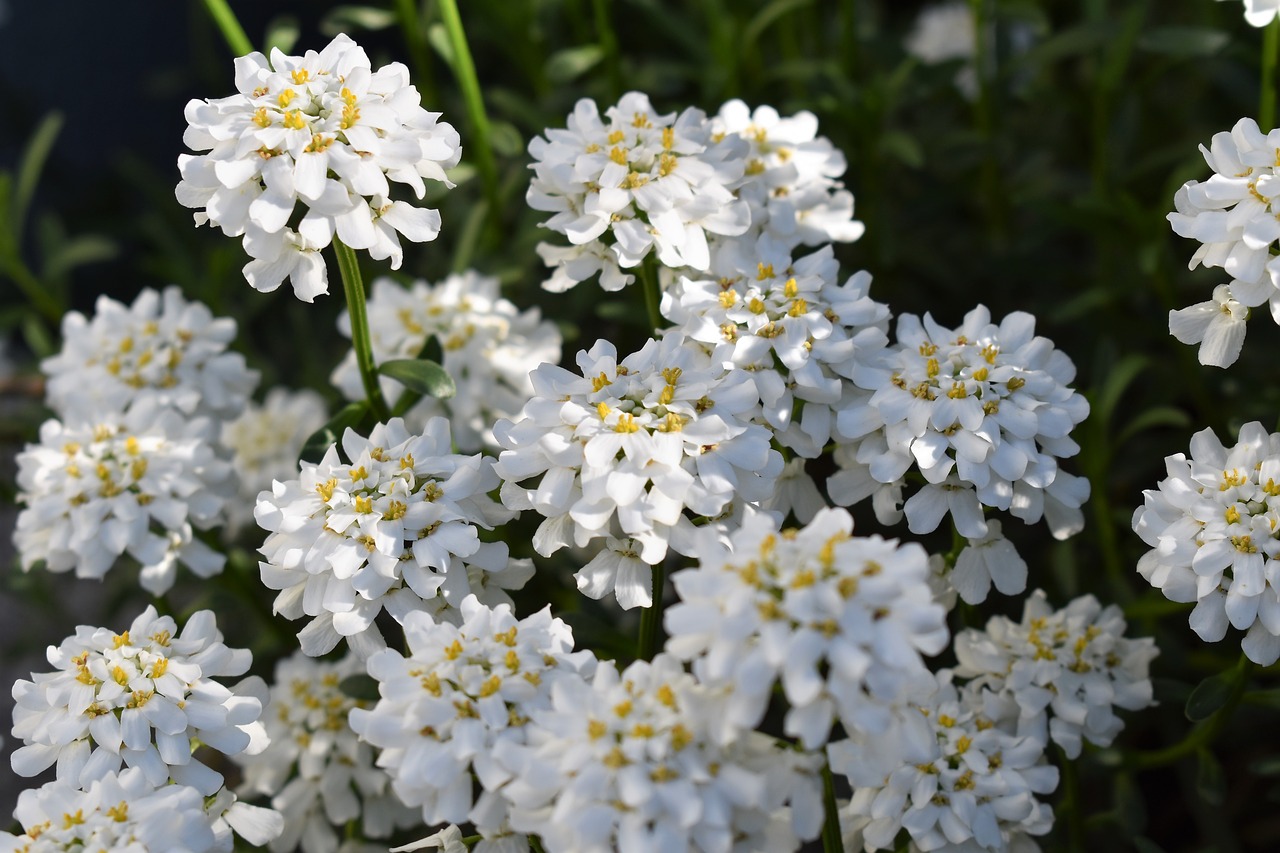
xmin=177 ymin=33 xmax=460 ymax=300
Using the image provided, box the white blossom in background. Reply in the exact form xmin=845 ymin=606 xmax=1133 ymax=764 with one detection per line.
xmin=0 ymin=768 xmax=220 ymax=853
xmin=222 ymin=387 xmax=328 ymax=535
xmin=660 ymin=236 xmax=890 ymax=457
xmin=833 ymin=306 xmax=1090 ymax=601
xmin=331 ymin=273 xmax=561 ymax=452
xmin=1222 ymin=0 xmax=1280 ymax=28
xmin=497 ymin=653 xmax=824 ymax=853
xmin=831 ymin=673 xmax=1058 ymax=853
xmin=493 ymin=334 xmax=783 ymax=606
xmin=528 ymin=91 xmax=750 ymax=292
xmin=10 ymin=606 xmax=268 ymax=795
xmin=255 ymin=417 xmax=526 ymax=658
xmin=41 ymin=286 xmax=258 ymax=422
xmin=665 ymin=507 xmax=949 ymax=749
xmin=1132 ymin=421 xmax=1280 ymax=664
xmin=350 ymin=597 xmax=595 ymax=836
xmin=14 ymin=400 xmax=232 ymax=595
xmin=1168 ymin=283 xmax=1250 ymax=368
xmin=234 ymin=652 xmax=417 ymax=853
xmin=710 ymin=100 xmax=864 ymax=249
xmin=954 ymin=590 xmax=1158 ymax=758
xmin=905 ymin=2 xmax=978 ymax=97
xmin=950 ymin=519 xmax=1029 ymax=605
xmin=177 ymin=33 xmax=461 ymax=301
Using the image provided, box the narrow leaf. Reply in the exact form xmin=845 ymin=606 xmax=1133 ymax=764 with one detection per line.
xmin=1185 ymin=670 xmax=1237 ymax=722
xmin=379 ymin=358 xmax=456 ymax=400
xmin=299 ymin=401 xmax=369 ymax=464
xmin=338 ymin=674 xmax=381 ymax=702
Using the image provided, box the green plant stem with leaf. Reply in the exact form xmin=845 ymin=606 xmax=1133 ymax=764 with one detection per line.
xmin=333 ymin=239 xmax=392 ymax=421
xmin=1263 ymin=17 xmax=1280 ymax=129
xmin=436 ymin=0 xmax=502 ymax=219
xmin=821 ymin=760 xmax=844 ymax=853
xmin=1124 ymin=653 xmax=1251 ymax=770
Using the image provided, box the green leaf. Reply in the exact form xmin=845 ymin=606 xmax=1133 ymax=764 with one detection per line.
xmin=742 ymin=0 xmax=814 ymax=51
xmin=1136 ymin=26 xmax=1230 ymax=58
xmin=427 ymin=22 xmax=455 ymax=68
xmin=320 ymin=5 xmax=397 ymax=35
xmin=21 ymin=314 xmax=55 ymax=360
xmin=880 ymin=131 xmax=924 ymax=169
xmin=1196 ymin=747 xmax=1226 ymax=805
xmin=1091 ymin=355 xmax=1148 ymax=433
xmin=1249 ymin=755 xmax=1280 ymax=776
xmin=545 ymin=45 xmax=605 ymax=84
xmin=264 ymin=15 xmax=300 ymax=54
xmin=299 ymin=401 xmax=370 ymax=464
xmin=42 ymin=234 xmax=117 ymax=282
xmin=450 ymin=199 xmax=489 ymax=274
xmin=1185 ymin=669 xmax=1238 ymax=722
xmin=1113 ymin=773 xmax=1146 ymax=835
xmin=13 ymin=112 xmax=63 ymax=247
xmin=1114 ymin=406 xmax=1191 ymax=448
xmin=489 ymin=121 xmax=524 ymax=158
xmin=1244 ymin=688 xmax=1280 ymax=710
xmin=379 ymin=358 xmax=456 ymax=400
xmin=338 ymin=674 xmax=381 ymax=702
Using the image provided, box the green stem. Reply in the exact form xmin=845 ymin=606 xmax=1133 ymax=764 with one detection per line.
xmin=1 ymin=257 xmax=62 ymax=324
xmin=840 ymin=0 xmax=860 ymax=81
xmin=436 ymin=0 xmax=501 ymax=216
xmin=637 ymin=257 xmax=663 ymax=333
xmin=591 ymin=0 xmax=624 ymax=102
xmin=1125 ymin=654 xmax=1251 ymax=769
xmin=1058 ymin=746 xmax=1085 ymax=853
xmin=637 ymin=561 xmax=666 ymax=661
xmin=821 ymin=760 xmax=844 ymax=853
xmin=333 ymin=239 xmax=392 ymax=421
xmin=199 ymin=0 xmax=253 ymax=56
xmin=1263 ymin=17 xmax=1280 ymax=129
xmin=967 ymin=0 xmax=1005 ymax=244
xmin=393 ymin=0 xmax=438 ymax=105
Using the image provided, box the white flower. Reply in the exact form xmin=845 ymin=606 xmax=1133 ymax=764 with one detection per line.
xmin=835 ymin=305 xmax=1090 ymax=561
xmin=710 ymin=100 xmax=864 ymax=248
xmin=949 ymin=519 xmax=1029 ymax=605
xmin=233 ymin=652 xmax=417 ymax=853
xmin=331 ymin=272 xmax=561 ymax=452
xmin=348 ymin=597 xmax=595 ymax=833
xmin=528 ymin=91 xmax=750 ymax=291
xmin=665 ymin=507 xmax=949 ymax=749
xmin=574 ymin=536 xmax=654 ymax=609
xmin=1168 ymin=282 xmax=1250 ymax=368
xmin=14 ymin=401 xmax=232 ymax=595
xmin=1132 ymin=421 xmax=1280 ymax=664
xmin=758 ymin=457 xmax=827 ymax=524
xmin=393 ymin=824 xmax=529 ymax=853
xmin=832 ymin=673 xmax=1058 ymax=852
xmin=221 ymin=387 xmax=328 ymax=536
xmin=40 ymin=285 xmax=258 ymax=422
xmin=1224 ymin=0 xmax=1280 ymax=27
xmin=177 ymin=33 xmax=460 ymax=299
xmin=493 ymin=334 xmax=783 ymax=597
xmin=497 ymin=654 xmax=823 ymax=853
xmin=905 ymin=2 xmax=979 ymax=97
xmin=0 ymin=768 xmax=220 ymax=853
xmin=10 ymin=606 xmax=267 ymax=795
xmin=954 ymin=590 xmax=1158 ymax=758
xmin=255 ymin=417 xmax=523 ymax=657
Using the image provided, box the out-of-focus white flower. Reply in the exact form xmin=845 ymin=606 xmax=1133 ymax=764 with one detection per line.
xmin=10 ymin=606 xmax=267 ymax=795
xmin=498 ymin=654 xmax=824 ymax=853
xmin=221 ymin=387 xmax=328 ymax=535
xmin=1168 ymin=282 xmax=1250 ymax=368
xmin=905 ymin=2 xmax=978 ymax=97
xmin=954 ymin=590 xmax=1158 ymax=758
xmin=349 ymin=597 xmax=595 ymax=834
xmin=528 ymin=91 xmax=750 ymax=292
xmin=758 ymin=458 xmax=827 ymax=524
xmin=14 ymin=401 xmax=232 ymax=595
xmin=710 ymin=100 xmax=864 ymax=249
xmin=493 ymin=334 xmax=783 ymax=603
xmin=177 ymin=33 xmax=460 ymax=300
xmin=834 ymin=305 xmax=1090 ymax=599
xmin=256 ymin=418 xmax=525 ymax=657
xmin=1222 ymin=0 xmax=1280 ymax=28
xmin=41 ymin=286 xmax=258 ymax=422
xmin=832 ymin=673 xmax=1058 ymax=852
xmin=1133 ymin=421 xmax=1280 ymax=664
xmin=665 ymin=507 xmax=949 ymax=749
xmin=0 ymin=768 xmax=220 ymax=853
xmin=234 ymin=652 xmax=417 ymax=853
xmin=331 ymin=273 xmax=561 ymax=452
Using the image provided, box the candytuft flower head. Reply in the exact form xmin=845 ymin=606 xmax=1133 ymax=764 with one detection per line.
xmin=1133 ymin=421 xmax=1280 ymax=664
xmin=255 ymin=417 xmax=527 ymax=657
xmin=177 ymin=33 xmax=461 ymax=301
xmin=10 ymin=606 xmax=268 ymax=795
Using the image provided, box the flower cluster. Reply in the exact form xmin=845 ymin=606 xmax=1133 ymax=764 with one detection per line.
xmin=528 ymin=91 xmax=750 ymax=291
xmin=14 ymin=401 xmax=232 ymax=594
xmin=493 ymin=334 xmax=782 ymax=606
xmin=1133 ymin=421 xmax=1280 ymax=664
xmin=233 ymin=652 xmax=417 ymax=853
xmin=177 ymin=33 xmax=460 ymax=300
xmin=498 ymin=653 xmax=824 ymax=853
xmin=10 ymin=606 xmax=267 ymax=794
xmin=331 ymin=272 xmax=561 ymax=451
xmin=350 ymin=597 xmax=595 ymax=836
xmin=255 ymin=417 xmax=527 ymax=657
xmin=832 ymin=305 xmax=1090 ymax=602
xmin=954 ymin=590 xmax=1158 ymax=757
xmin=832 ymin=672 xmax=1058 ymax=852
xmin=665 ymin=507 xmax=949 ymax=749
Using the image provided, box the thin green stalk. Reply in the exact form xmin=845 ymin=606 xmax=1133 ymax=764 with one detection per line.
xmin=637 ymin=257 xmax=663 ymax=332
xmin=591 ymin=0 xmax=624 ymax=102
xmin=333 ymin=239 xmax=392 ymax=421
xmin=821 ymin=760 xmax=843 ymax=853
xmin=1263 ymin=17 xmax=1280 ymax=129
xmin=967 ymin=0 xmax=1006 ymax=244
xmin=1057 ymin=746 xmax=1085 ymax=853
xmin=841 ymin=0 xmax=860 ymax=81
xmin=1 ymin=257 xmax=61 ymax=324
xmin=199 ymin=0 xmax=253 ymax=56
xmin=637 ymin=561 xmax=666 ymax=660
xmin=436 ymin=0 xmax=501 ymax=216
xmin=393 ymin=0 xmax=438 ymax=105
